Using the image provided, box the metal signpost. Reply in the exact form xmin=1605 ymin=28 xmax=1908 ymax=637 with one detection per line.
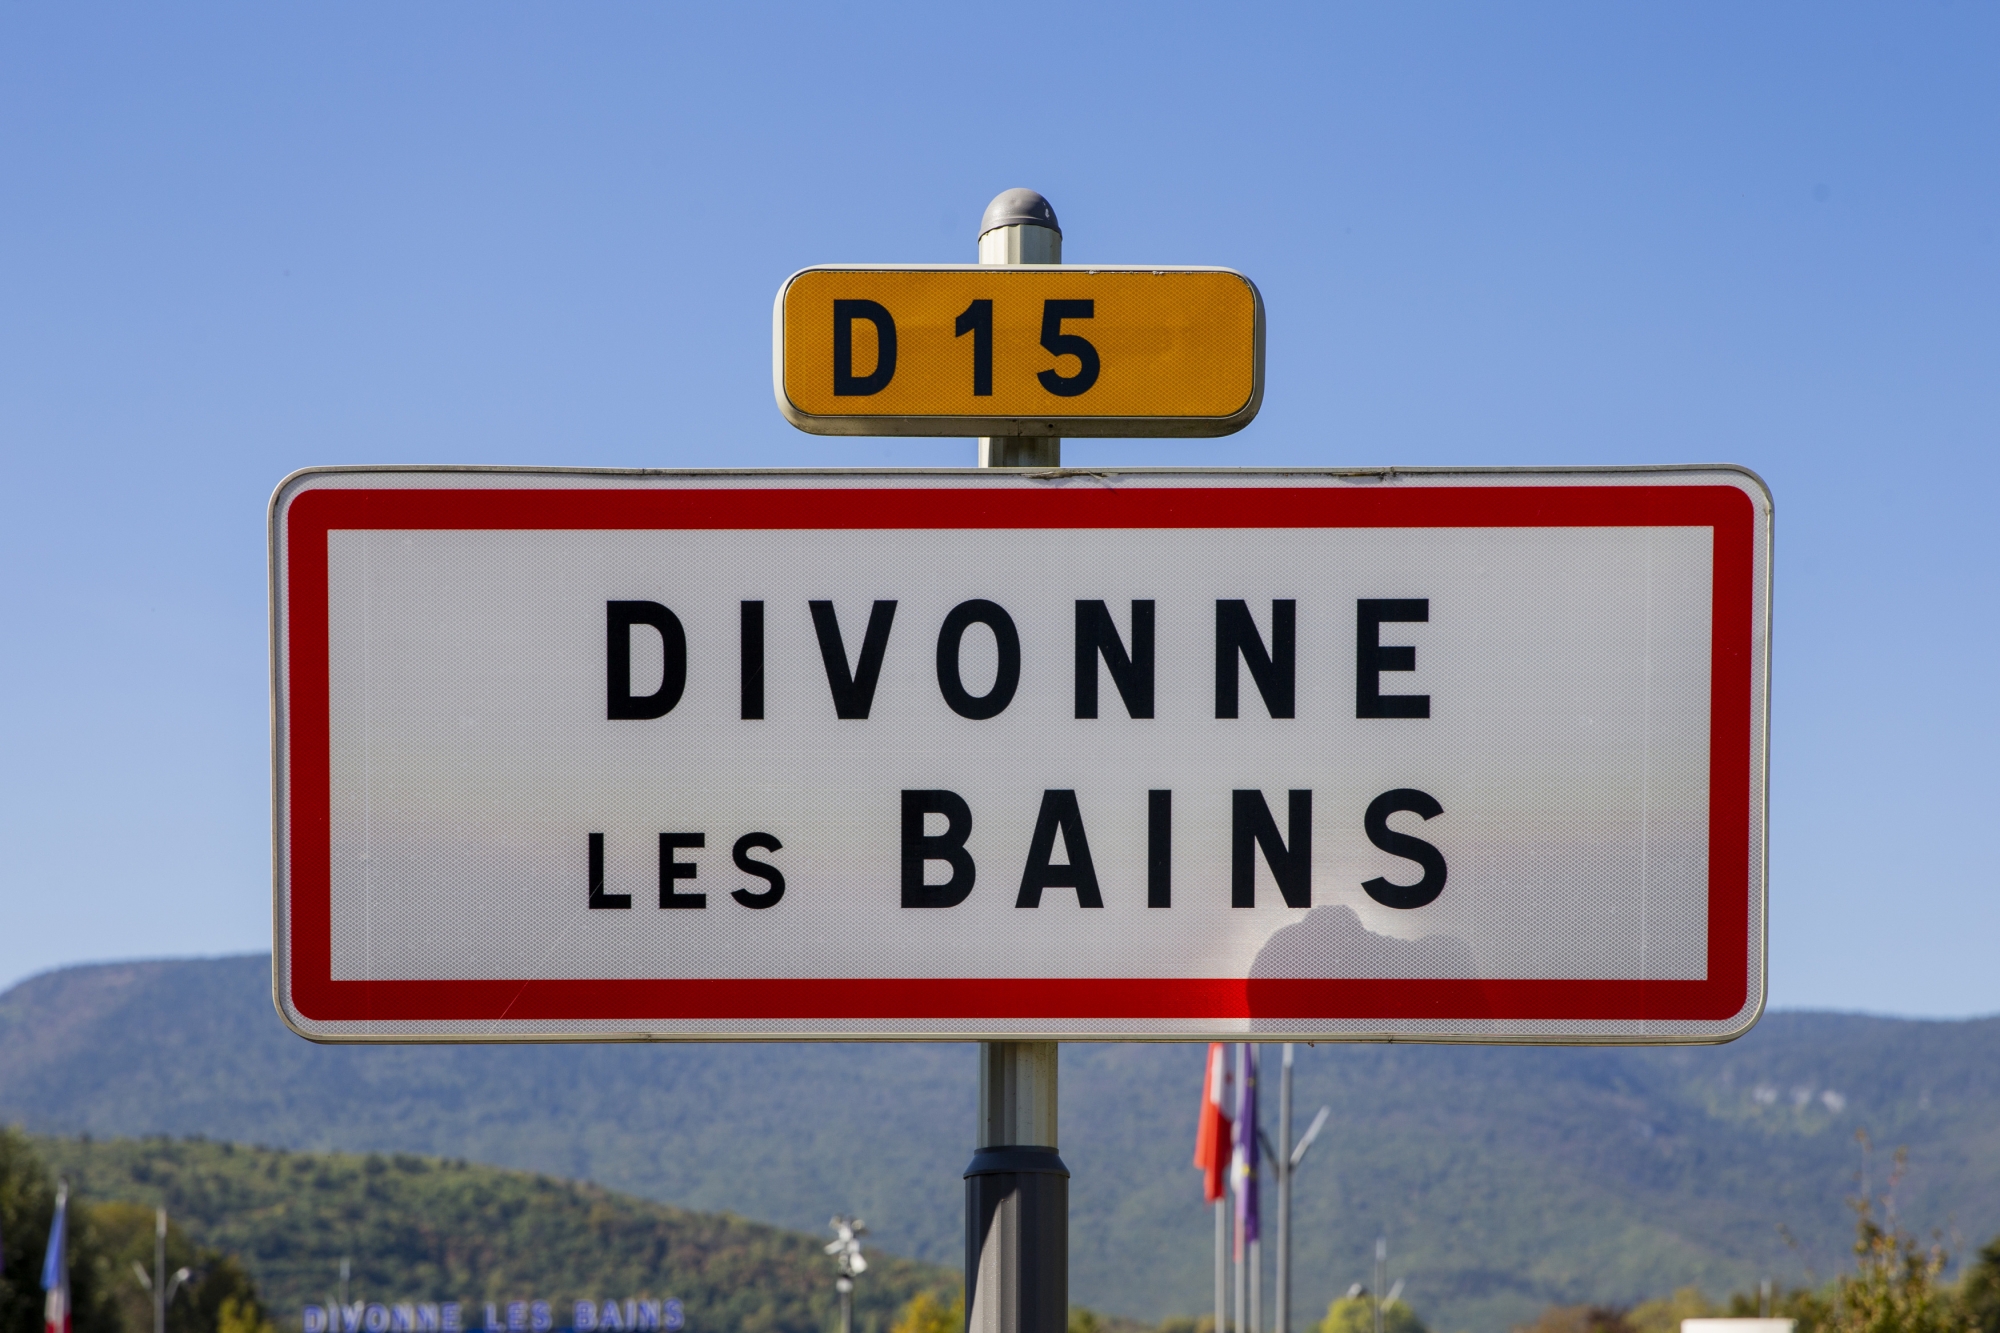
xmin=270 ymin=192 xmax=1772 ymax=1333
xmin=1272 ymin=1048 xmax=1330 ymax=1333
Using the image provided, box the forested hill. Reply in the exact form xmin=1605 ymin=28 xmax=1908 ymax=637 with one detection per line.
xmin=4 ymin=956 xmax=1999 ymax=1333
xmin=31 ymin=1135 xmax=953 ymax=1333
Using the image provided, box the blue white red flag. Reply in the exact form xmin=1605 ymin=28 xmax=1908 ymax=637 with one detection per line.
xmin=41 ymin=1182 xmax=70 ymax=1333
xmin=1232 ymin=1044 xmax=1259 ymax=1251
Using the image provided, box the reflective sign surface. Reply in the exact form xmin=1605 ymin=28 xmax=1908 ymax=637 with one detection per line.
xmin=774 ymin=267 xmax=1263 ymax=437
xmin=272 ymin=467 xmax=1770 ymax=1043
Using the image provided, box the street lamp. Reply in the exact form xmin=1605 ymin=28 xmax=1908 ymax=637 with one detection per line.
xmin=826 ymin=1216 xmax=868 ymax=1333
xmin=130 ymin=1208 xmax=193 ymax=1333
xmin=1373 ymin=1238 xmax=1387 ymax=1333
xmin=1259 ymin=1046 xmax=1330 ymax=1333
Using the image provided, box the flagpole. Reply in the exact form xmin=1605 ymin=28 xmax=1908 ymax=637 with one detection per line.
xmin=1249 ymin=1235 xmax=1261 ymax=1333
xmin=1249 ymin=1046 xmax=1262 ymax=1333
xmin=1197 ymin=1042 xmax=1232 ymax=1333
xmin=1214 ymin=1197 xmax=1227 ymax=1333
xmin=1234 ymin=1190 xmax=1245 ymax=1333
xmin=1275 ymin=1046 xmax=1291 ymax=1333
xmin=1233 ymin=1044 xmax=1248 ymax=1333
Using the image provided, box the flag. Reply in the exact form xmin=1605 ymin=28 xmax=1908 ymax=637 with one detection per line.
xmin=1192 ymin=1042 xmax=1234 ymax=1202
xmin=1232 ymin=1044 xmax=1259 ymax=1252
xmin=41 ymin=1182 xmax=70 ymax=1333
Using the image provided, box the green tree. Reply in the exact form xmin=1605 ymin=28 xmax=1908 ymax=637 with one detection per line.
xmin=40 ymin=1135 xmax=946 ymax=1333
xmin=1628 ymin=1289 xmax=1714 ymax=1333
xmin=1817 ymin=1147 xmax=1966 ymax=1333
xmin=215 ymin=1296 xmax=277 ymax=1333
xmin=1962 ymin=1237 xmax=2000 ymax=1333
xmin=0 ymin=1129 xmax=119 ymax=1333
xmin=1154 ymin=1318 xmax=1211 ymax=1333
xmin=1682 ymin=1141 xmax=1972 ymax=1333
xmin=1720 ymin=1284 xmax=1829 ymax=1333
xmin=1318 ymin=1296 xmax=1426 ymax=1333
xmin=87 ymin=1202 xmax=271 ymax=1333
xmin=1511 ymin=1306 xmax=1635 ymax=1333
xmin=180 ymin=1261 xmax=265 ymax=1333
xmin=890 ymin=1291 xmax=961 ymax=1333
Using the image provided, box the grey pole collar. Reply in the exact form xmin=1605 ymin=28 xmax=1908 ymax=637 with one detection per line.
xmin=963 ymin=1145 xmax=1071 ymax=1178
xmin=979 ymin=188 xmax=1061 ymax=239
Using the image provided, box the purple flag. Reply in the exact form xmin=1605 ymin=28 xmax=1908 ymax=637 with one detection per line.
xmin=1231 ymin=1043 xmax=1259 ymax=1249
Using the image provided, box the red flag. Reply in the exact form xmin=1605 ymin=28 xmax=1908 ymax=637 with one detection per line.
xmin=1192 ymin=1042 xmax=1234 ymax=1202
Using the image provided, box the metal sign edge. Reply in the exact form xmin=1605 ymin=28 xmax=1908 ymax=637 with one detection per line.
xmin=267 ymin=464 xmax=1772 ymax=1047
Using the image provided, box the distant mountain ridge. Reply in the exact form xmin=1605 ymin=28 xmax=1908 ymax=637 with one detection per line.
xmin=3 ymin=956 xmax=1997 ymax=1333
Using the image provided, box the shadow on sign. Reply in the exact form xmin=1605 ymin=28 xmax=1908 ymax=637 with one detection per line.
xmin=1249 ymin=906 xmax=1478 ymax=980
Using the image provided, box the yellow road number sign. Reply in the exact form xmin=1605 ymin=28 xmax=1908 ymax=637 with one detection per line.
xmin=773 ymin=266 xmax=1264 ymax=437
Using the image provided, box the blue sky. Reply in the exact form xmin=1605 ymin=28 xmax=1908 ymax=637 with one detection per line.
xmin=1 ymin=3 xmax=1994 ymax=1017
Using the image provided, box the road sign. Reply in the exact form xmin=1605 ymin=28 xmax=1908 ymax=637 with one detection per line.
xmin=271 ymin=466 xmax=1770 ymax=1043
xmin=772 ymin=266 xmax=1264 ymax=437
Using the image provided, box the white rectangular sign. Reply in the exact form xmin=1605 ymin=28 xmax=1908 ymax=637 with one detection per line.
xmin=270 ymin=467 xmax=1770 ymax=1042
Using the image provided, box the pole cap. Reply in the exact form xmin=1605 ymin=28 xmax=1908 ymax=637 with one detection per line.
xmin=979 ymin=188 xmax=1060 ymax=239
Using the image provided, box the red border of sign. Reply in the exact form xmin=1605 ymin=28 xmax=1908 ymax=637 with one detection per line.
xmin=282 ymin=483 xmax=1757 ymax=1024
